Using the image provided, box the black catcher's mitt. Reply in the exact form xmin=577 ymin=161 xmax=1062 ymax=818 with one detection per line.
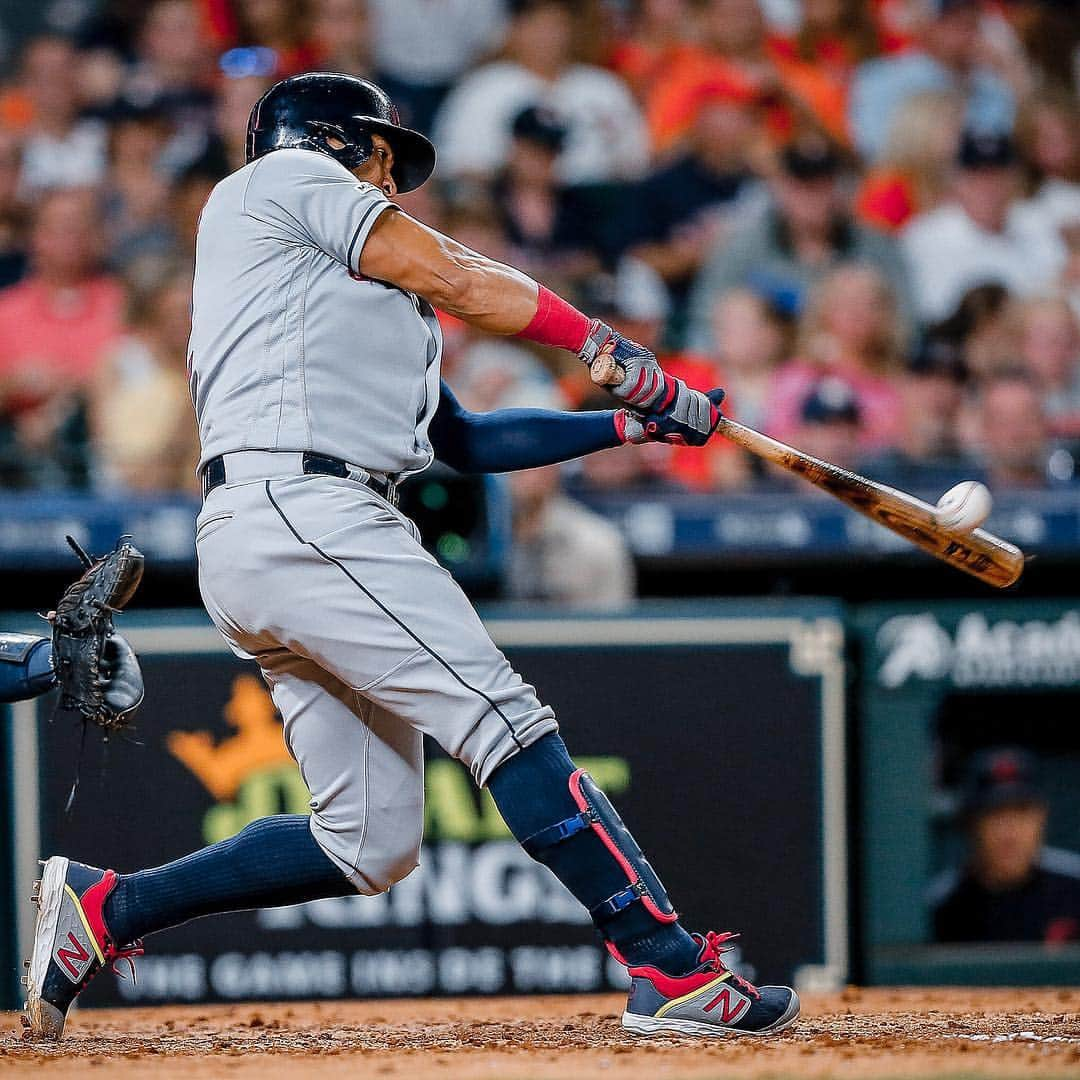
xmin=50 ymin=534 xmax=145 ymax=731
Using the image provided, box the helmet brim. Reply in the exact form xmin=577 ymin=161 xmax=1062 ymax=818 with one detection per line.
xmin=354 ymin=116 xmax=436 ymax=193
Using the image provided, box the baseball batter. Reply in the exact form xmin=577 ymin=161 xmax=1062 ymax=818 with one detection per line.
xmin=24 ymin=74 xmax=798 ymax=1041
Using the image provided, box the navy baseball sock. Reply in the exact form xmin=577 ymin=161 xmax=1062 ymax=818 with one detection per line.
xmin=488 ymin=733 xmax=702 ymax=977
xmin=104 ymin=815 xmax=355 ymax=944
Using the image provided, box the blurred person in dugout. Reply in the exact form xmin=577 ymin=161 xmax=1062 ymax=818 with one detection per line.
xmin=0 ymin=189 xmax=123 ymax=489
xmin=89 ymin=270 xmax=199 ymax=493
xmin=685 ymin=131 xmax=914 ymax=354
xmin=933 ymin=747 xmax=1080 ymax=945
xmin=506 ymin=464 xmax=635 ymax=609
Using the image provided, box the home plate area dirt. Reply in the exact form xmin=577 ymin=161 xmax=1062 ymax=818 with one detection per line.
xmin=2 ymin=988 xmax=1079 ymax=1078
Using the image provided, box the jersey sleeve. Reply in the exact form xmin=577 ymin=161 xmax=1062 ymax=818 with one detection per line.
xmin=243 ymin=149 xmax=393 ymax=272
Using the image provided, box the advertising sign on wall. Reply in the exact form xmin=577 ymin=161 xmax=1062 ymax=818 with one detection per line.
xmin=11 ymin=606 xmax=846 ymax=1006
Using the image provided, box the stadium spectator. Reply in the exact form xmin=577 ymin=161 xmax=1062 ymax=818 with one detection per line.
xmin=124 ymin=0 xmax=215 ymax=121
xmin=644 ymin=0 xmax=850 ymax=152
xmin=0 ymin=131 xmax=28 ymax=290
xmin=1016 ymin=90 xmax=1080 ymax=235
xmin=859 ymin=335 xmax=982 ymax=491
xmin=605 ymin=0 xmax=698 ymax=103
xmin=188 ymin=63 xmax=276 ymax=177
xmin=855 ymin=89 xmax=964 ymax=234
xmin=432 ymin=0 xmax=649 ymax=185
xmin=507 ymin=463 xmax=635 ymax=607
xmin=901 ymin=132 xmax=1066 ymax=325
xmin=491 ymin=106 xmax=603 ymax=298
xmin=624 ymin=84 xmax=769 ymax=311
xmin=975 ymin=371 xmax=1075 ymax=489
xmin=369 ymin=0 xmax=507 ymax=133
xmin=15 ymin=36 xmax=108 ymax=196
xmin=0 ymin=189 xmax=124 ymax=407
xmin=1018 ymin=296 xmax=1080 ymax=441
xmin=101 ymin=100 xmax=178 ymax=273
xmin=0 ymin=190 xmax=121 ymax=491
xmin=785 ymin=376 xmax=864 ymax=476
xmin=771 ymin=0 xmax=880 ymax=83
xmin=848 ymin=0 xmax=1015 ymax=163
xmin=228 ymin=0 xmax=320 ymax=77
xmin=762 ymin=262 xmax=905 ymax=451
xmin=310 ymin=0 xmax=375 ymax=80
xmin=686 ymin=132 xmax=913 ymax=352
xmin=708 ymin=287 xmax=789 ymax=433
xmin=933 ymin=747 xmax=1080 ymax=945
xmin=89 ymin=271 xmax=199 ymax=492
xmin=934 ymin=282 xmax=1017 ymax=379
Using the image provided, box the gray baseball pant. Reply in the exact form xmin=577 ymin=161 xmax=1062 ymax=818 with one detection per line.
xmin=195 ymin=458 xmax=557 ymax=893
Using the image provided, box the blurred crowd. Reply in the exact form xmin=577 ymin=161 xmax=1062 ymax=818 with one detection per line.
xmin=0 ymin=0 xmax=1077 ymax=527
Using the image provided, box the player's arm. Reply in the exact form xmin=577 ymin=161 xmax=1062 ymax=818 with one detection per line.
xmin=359 ymin=210 xmax=722 ymax=442
xmin=429 ymin=381 xmax=620 ymax=474
xmin=430 ymin=381 xmax=729 ymax=473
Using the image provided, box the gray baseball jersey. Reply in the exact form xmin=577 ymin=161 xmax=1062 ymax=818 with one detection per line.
xmin=190 ymin=148 xmax=556 ymax=892
xmin=190 ymin=148 xmax=443 ymax=478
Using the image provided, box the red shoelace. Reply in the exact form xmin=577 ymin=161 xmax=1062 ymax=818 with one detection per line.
xmin=698 ymin=931 xmax=760 ymax=999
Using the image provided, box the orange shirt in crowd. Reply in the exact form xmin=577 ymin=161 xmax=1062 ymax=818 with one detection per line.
xmin=644 ymin=39 xmax=850 ymax=154
xmin=0 ymin=277 xmax=125 ymax=408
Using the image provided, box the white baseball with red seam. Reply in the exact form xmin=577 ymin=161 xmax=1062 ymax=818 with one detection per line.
xmin=934 ymin=481 xmax=992 ymax=532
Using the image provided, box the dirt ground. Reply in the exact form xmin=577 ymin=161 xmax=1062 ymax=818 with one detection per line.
xmin=1 ymin=988 xmax=1079 ymax=1079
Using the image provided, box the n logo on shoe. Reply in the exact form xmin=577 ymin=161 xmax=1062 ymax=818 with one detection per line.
xmin=703 ymin=986 xmax=749 ymax=1024
xmin=56 ymin=932 xmax=91 ymax=980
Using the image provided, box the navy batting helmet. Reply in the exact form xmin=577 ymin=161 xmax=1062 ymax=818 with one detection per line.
xmin=246 ymin=72 xmax=436 ymax=193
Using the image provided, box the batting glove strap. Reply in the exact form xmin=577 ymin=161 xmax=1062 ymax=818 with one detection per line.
xmin=578 ymin=318 xmax=614 ymax=366
xmin=614 ymin=410 xmax=649 ymax=445
xmin=643 ymin=383 xmax=725 ymax=447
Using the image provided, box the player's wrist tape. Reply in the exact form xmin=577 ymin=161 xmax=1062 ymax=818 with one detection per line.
xmin=521 ymin=769 xmax=678 ymax=929
xmin=515 ymin=285 xmax=591 ymax=353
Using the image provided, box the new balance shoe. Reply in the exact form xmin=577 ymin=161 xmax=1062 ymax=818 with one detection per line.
xmin=621 ymin=931 xmax=799 ymax=1038
xmin=22 ymin=856 xmax=142 ymax=1040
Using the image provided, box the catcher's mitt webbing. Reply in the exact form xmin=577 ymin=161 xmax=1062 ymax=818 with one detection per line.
xmin=50 ymin=534 xmax=145 ymax=731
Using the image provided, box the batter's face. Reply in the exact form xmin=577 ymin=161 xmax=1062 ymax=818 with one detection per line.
xmin=351 ymin=133 xmax=397 ymax=197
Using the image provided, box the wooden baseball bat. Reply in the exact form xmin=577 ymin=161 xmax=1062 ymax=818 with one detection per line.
xmin=715 ymin=416 xmax=1025 ymax=588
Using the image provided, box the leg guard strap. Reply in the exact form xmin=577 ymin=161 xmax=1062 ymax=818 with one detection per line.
xmin=523 ymin=768 xmax=678 ymax=927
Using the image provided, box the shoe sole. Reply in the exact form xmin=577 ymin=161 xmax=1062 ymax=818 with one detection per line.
xmin=24 ymin=856 xmax=70 ymax=1041
xmin=621 ymin=990 xmax=801 ymax=1039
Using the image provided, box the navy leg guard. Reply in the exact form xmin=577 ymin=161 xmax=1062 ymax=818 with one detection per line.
xmin=0 ymin=634 xmax=56 ymax=703
xmin=523 ymin=768 xmax=678 ymax=930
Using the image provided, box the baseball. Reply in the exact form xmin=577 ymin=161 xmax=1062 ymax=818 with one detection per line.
xmin=934 ymin=481 xmax=992 ymax=532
